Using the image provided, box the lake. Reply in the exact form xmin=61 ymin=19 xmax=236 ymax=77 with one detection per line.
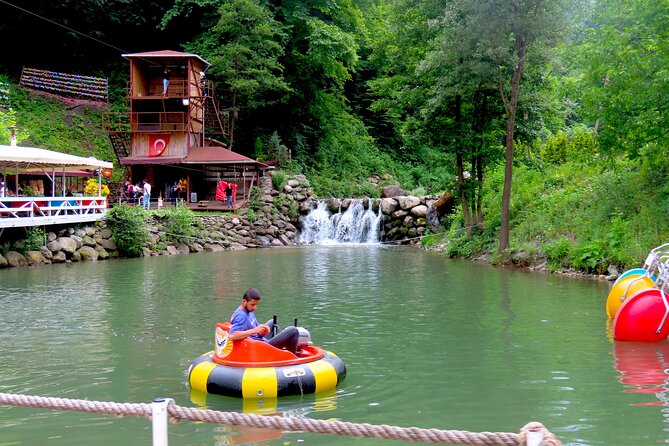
xmin=0 ymin=246 xmax=662 ymax=445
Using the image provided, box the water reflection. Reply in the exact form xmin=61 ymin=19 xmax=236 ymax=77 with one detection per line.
xmin=613 ymin=341 xmax=669 ymax=404
xmin=190 ymin=388 xmax=340 ymax=445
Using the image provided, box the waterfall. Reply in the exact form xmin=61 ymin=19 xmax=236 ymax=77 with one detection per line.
xmin=298 ymin=200 xmax=383 ymax=245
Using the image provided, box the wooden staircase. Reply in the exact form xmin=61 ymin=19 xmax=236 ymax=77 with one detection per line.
xmin=108 ymin=132 xmax=129 ymax=164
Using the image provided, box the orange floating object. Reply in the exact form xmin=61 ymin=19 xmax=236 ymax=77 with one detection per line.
xmin=613 ymin=288 xmax=669 ymax=342
xmin=606 ymin=275 xmax=655 ymax=319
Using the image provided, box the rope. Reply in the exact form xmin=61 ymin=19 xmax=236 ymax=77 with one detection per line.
xmin=0 ymin=392 xmax=535 ymax=445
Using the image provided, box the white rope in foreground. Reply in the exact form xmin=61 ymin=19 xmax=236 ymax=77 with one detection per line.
xmin=0 ymin=392 xmax=561 ymax=446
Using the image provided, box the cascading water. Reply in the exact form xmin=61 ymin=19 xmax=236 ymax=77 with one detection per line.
xmin=298 ymin=200 xmax=383 ymax=244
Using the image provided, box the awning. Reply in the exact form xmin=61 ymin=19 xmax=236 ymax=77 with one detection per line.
xmin=0 ymin=145 xmax=113 ymax=172
xmin=183 ymin=147 xmax=260 ymax=165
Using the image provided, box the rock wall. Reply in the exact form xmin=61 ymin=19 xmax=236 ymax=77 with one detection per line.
xmin=306 ymin=195 xmax=438 ymax=244
xmin=0 ymin=174 xmax=440 ymax=269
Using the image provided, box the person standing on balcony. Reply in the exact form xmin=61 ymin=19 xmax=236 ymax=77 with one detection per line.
xmin=162 ymin=68 xmax=170 ymax=96
xmin=142 ymin=179 xmax=152 ymax=210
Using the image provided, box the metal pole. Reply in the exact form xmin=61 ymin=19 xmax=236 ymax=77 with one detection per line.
xmin=151 ymin=397 xmax=173 ymax=446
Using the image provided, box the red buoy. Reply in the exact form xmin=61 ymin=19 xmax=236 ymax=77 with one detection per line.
xmin=613 ymin=288 xmax=669 ymax=342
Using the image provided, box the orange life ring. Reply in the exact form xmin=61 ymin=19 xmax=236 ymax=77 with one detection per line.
xmin=101 ymin=168 xmax=113 ymax=178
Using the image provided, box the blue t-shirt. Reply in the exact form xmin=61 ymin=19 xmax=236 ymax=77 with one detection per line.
xmin=230 ymin=307 xmax=263 ymax=340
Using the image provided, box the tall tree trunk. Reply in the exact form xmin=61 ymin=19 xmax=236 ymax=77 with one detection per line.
xmin=475 ymin=152 xmax=484 ymax=228
xmin=455 ymin=94 xmax=472 ymax=235
xmin=498 ymin=33 xmax=527 ymax=253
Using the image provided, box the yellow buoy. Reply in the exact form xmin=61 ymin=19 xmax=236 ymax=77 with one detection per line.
xmin=606 ymin=274 xmax=655 ymax=318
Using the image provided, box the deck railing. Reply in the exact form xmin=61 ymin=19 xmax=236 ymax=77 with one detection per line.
xmin=0 ymin=196 xmax=107 ymax=228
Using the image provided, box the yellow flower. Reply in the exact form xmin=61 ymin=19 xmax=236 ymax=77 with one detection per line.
xmin=84 ymin=178 xmax=111 ymax=196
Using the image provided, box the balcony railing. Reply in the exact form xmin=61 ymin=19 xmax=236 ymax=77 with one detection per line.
xmin=105 ymin=112 xmax=187 ymax=133
xmin=0 ymin=197 xmax=107 ymax=228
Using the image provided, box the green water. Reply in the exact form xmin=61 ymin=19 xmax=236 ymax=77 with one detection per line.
xmin=0 ymin=246 xmax=665 ymax=445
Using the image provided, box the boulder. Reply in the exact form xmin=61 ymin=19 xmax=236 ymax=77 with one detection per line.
xmin=100 ymin=238 xmax=117 ymax=251
xmin=47 ymin=240 xmax=62 ymax=253
xmin=25 ymin=251 xmax=48 ymax=265
xmin=5 ymin=251 xmax=27 ymax=267
xmin=0 ymin=253 xmax=7 ymax=268
xmin=57 ymin=237 xmax=77 ymax=254
xmin=82 ymin=235 xmax=97 ymax=247
xmin=382 ymin=184 xmax=405 ymax=198
xmin=411 ymin=205 xmax=428 ymax=217
xmin=397 ymin=195 xmax=421 ymax=210
xmin=78 ymin=246 xmax=99 ymax=261
xmin=40 ymin=247 xmax=53 ymax=259
xmin=176 ymin=243 xmax=190 ymax=255
xmin=380 ymin=198 xmax=398 ymax=214
xmin=51 ymin=251 xmax=67 ymax=263
xmin=94 ymin=246 xmax=109 ymax=260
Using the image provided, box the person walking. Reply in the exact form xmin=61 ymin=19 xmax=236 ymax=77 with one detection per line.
xmin=142 ymin=179 xmax=152 ymax=210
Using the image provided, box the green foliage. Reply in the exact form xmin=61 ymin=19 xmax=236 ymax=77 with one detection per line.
xmin=541 ymin=126 xmax=598 ymax=164
xmin=12 ymin=88 xmax=114 ymax=163
xmin=23 ymin=227 xmax=45 ymax=253
xmin=271 ymin=171 xmax=288 ymax=191
xmin=246 ymin=208 xmax=258 ymax=222
xmin=544 ymin=237 xmax=573 ymax=271
xmin=287 ymin=200 xmax=299 ymax=221
xmin=155 ymin=204 xmax=196 ymax=239
xmin=105 ymin=204 xmax=149 ymax=257
xmin=248 ymin=186 xmax=264 ymax=210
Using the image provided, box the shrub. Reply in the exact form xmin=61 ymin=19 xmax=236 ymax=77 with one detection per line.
xmin=248 ymin=186 xmax=264 ymax=210
xmin=272 ymin=170 xmax=288 ymax=191
xmin=272 ymin=171 xmax=288 ymax=191
xmin=23 ymin=227 xmax=45 ymax=252
xmin=105 ymin=204 xmax=149 ymax=257
xmin=544 ymin=237 xmax=572 ymax=271
xmin=246 ymin=208 xmax=258 ymax=222
xmin=156 ymin=204 xmax=195 ymax=240
xmin=287 ymin=200 xmax=299 ymax=221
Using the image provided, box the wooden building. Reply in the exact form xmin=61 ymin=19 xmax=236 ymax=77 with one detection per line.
xmin=105 ymin=50 xmax=267 ymax=209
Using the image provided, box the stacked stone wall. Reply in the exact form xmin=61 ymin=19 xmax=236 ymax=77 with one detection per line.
xmin=0 ymin=173 xmax=439 ymax=269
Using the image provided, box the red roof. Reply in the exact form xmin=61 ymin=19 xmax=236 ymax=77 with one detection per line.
xmin=118 ymin=148 xmax=263 ymax=166
xmin=183 ymin=147 xmax=260 ymax=165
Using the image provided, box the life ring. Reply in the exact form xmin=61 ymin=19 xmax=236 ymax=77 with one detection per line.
xmin=188 ymin=323 xmax=346 ymax=398
xmin=101 ymin=168 xmax=113 ymax=178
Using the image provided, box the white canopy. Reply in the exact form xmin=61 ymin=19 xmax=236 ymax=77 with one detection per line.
xmin=0 ymin=145 xmax=113 ymax=172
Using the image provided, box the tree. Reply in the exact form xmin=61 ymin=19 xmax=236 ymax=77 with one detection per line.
xmin=567 ymin=0 xmax=669 ymax=162
xmin=464 ymin=0 xmax=571 ymax=252
xmin=173 ymin=0 xmax=290 ymax=149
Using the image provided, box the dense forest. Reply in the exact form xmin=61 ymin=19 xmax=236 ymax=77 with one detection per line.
xmin=1 ymin=0 xmax=668 ymax=273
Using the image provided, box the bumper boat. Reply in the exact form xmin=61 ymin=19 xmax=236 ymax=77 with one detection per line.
xmin=188 ymin=322 xmax=346 ymax=398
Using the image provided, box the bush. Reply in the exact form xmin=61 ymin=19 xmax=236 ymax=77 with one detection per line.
xmin=272 ymin=171 xmax=288 ymax=191
xmin=544 ymin=237 xmax=573 ymax=271
xmin=23 ymin=227 xmax=45 ymax=253
xmin=248 ymin=186 xmax=264 ymax=210
xmin=105 ymin=204 xmax=149 ymax=257
xmin=155 ymin=204 xmax=195 ymax=240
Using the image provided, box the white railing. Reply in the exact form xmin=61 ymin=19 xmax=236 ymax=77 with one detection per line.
xmin=0 ymin=196 xmax=107 ymax=228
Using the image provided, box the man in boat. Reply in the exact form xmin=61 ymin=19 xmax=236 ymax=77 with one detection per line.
xmin=228 ymin=288 xmax=300 ymax=354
